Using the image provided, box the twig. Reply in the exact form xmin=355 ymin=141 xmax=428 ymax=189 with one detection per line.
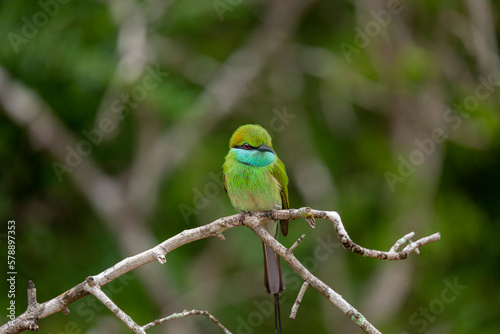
xmin=143 ymin=309 xmax=232 ymax=333
xmin=243 ymin=214 xmax=383 ymax=334
xmin=402 ymin=233 xmax=441 ymax=254
xmin=1 ymin=208 xmax=440 ymax=334
xmin=25 ymin=281 xmax=39 ymax=331
xmin=267 ymin=208 xmax=440 ymax=261
xmin=290 ymin=282 xmax=309 ymax=319
xmin=85 ymin=277 xmax=146 ymax=334
xmin=246 ymin=208 xmax=441 ymax=333
xmin=289 ymin=234 xmax=306 ymax=253
xmin=389 ymin=232 xmax=415 ymax=252
xmin=0 ymin=65 xmax=185 ymax=315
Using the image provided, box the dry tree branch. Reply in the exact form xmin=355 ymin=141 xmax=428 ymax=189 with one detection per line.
xmin=84 ymin=277 xmax=146 ymax=334
xmin=0 ymin=64 xmax=183 ymax=315
xmin=243 ymin=210 xmax=439 ymax=334
xmin=0 ymin=208 xmax=440 ymax=334
xmin=143 ymin=309 xmax=231 ymax=333
xmin=389 ymin=232 xmax=416 ymax=253
xmin=289 ymin=234 xmax=307 ymax=253
xmin=290 ymin=282 xmax=309 ymax=319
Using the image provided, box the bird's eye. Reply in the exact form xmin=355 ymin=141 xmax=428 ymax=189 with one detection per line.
xmin=243 ymin=143 xmax=251 ymax=149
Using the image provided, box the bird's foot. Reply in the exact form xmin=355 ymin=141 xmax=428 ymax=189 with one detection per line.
xmin=239 ymin=210 xmax=247 ymax=226
xmin=270 ymin=210 xmax=278 ymax=221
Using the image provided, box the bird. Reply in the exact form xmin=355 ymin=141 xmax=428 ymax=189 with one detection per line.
xmin=223 ymin=124 xmax=289 ymax=334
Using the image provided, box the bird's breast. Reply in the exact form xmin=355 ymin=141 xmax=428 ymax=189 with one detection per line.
xmin=225 ymin=163 xmax=282 ymax=213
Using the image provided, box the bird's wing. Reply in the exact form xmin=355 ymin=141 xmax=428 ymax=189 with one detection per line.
xmin=272 ymin=159 xmax=289 ymax=236
xmin=223 ymin=171 xmax=227 ymax=193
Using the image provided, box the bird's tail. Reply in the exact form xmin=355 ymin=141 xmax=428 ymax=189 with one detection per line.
xmin=263 ymin=243 xmax=285 ymax=294
xmin=263 ymin=242 xmax=284 ymax=334
xmin=274 ymin=294 xmax=282 ymax=334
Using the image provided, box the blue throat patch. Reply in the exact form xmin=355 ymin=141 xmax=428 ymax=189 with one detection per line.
xmin=232 ymin=148 xmax=276 ymax=167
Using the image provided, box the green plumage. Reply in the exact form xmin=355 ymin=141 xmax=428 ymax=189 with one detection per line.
xmin=223 ymin=160 xmax=282 ymax=212
xmin=222 ymin=124 xmax=289 ymax=235
xmin=222 ymin=124 xmax=289 ymax=334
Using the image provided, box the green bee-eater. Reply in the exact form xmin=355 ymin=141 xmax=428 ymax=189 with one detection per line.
xmin=223 ymin=124 xmax=289 ymax=334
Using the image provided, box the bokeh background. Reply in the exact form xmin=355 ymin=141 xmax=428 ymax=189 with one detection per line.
xmin=1 ymin=0 xmax=499 ymax=333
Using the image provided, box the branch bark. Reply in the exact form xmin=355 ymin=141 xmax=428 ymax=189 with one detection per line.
xmin=143 ymin=309 xmax=231 ymax=333
xmin=290 ymin=281 xmax=309 ymax=319
xmin=0 ymin=208 xmax=440 ymax=334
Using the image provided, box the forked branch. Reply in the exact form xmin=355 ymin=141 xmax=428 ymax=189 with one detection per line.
xmin=0 ymin=208 xmax=440 ymax=334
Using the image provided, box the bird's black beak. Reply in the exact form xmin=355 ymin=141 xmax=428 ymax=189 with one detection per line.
xmin=257 ymin=144 xmax=275 ymax=154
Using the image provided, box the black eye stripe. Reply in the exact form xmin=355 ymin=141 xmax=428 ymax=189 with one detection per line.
xmin=233 ymin=144 xmax=257 ymax=150
xmin=233 ymin=145 xmax=257 ymax=150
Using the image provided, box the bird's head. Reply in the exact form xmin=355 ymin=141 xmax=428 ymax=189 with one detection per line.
xmin=228 ymin=124 xmax=276 ymax=167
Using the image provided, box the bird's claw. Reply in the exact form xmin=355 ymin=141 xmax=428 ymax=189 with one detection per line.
xmin=239 ymin=210 xmax=246 ymax=226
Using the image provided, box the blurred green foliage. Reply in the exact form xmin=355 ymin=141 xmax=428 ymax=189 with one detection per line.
xmin=1 ymin=0 xmax=500 ymax=333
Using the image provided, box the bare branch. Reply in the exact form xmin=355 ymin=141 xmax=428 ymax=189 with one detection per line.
xmin=0 ymin=214 xmax=239 ymax=334
xmin=243 ymin=214 xmax=383 ymax=334
xmin=402 ymin=232 xmax=441 ymax=254
xmin=246 ymin=208 xmax=441 ymax=333
xmin=389 ymin=232 xmax=415 ymax=253
xmin=0 ymin=64 xmax=183 ymax=314
xmin=85 ymin=277 xmax=146 ymax=334
xmin=289 ymin=234 xmax=306 ymax=253
xmin=290 ymin=282 xmax=309 ymax=319
xmin=266 ymin=208 xmax=440 ymax=261
xmin=143 ymin=309 xmax=232 ymax=333
xmin=1 ymin=281 xmax=89 ymax=334
xmin=0 ymin=208 xmax=440 ymax=334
